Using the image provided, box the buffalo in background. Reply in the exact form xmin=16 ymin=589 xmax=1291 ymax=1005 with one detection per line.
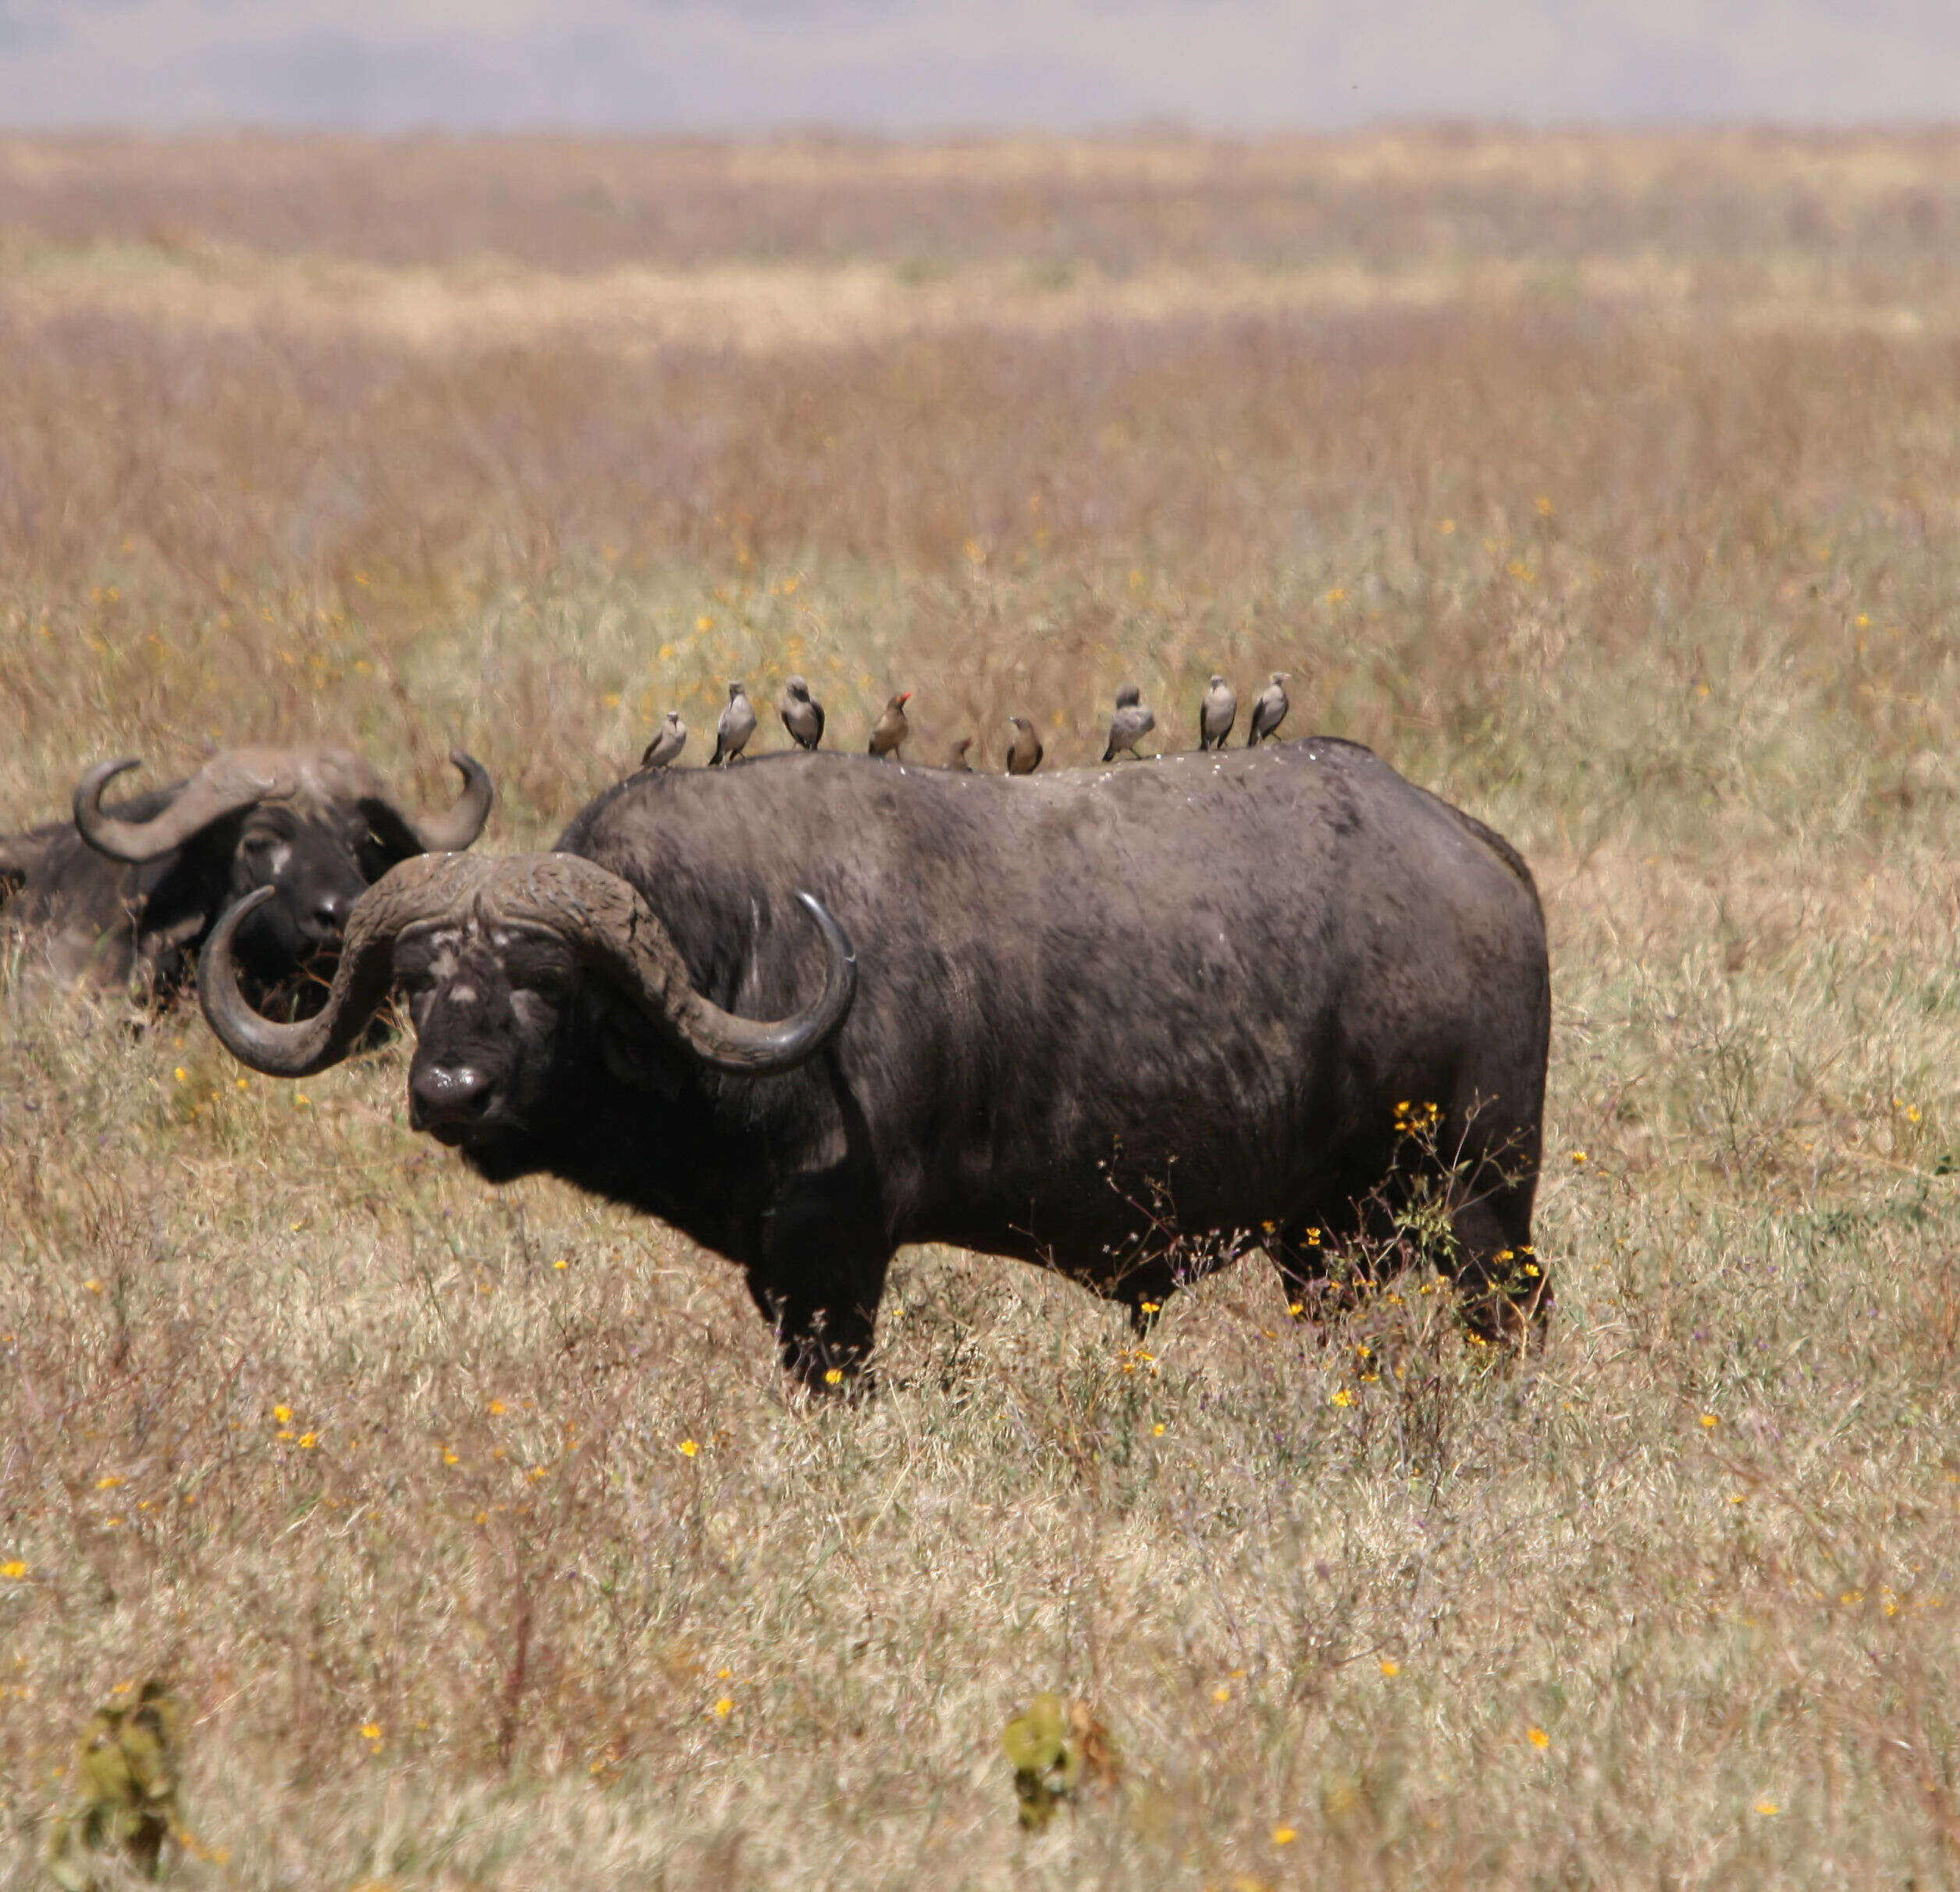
xmin=0 ymin=745 xmax=493 ymax=1005
xmin=198 ymin=739 xmax=1550 ymax=1382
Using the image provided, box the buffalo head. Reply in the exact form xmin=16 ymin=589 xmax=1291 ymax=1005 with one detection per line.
xmin=74 ymin=746 xmax=493 ymax=994
xmin=197 ymin=851 xmax=855 ymax=1167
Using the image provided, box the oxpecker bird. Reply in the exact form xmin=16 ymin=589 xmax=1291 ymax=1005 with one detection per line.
xmin=868 ymin=691 xmax=913 ymax=760
xmin=1005 ymin=716 xmax=1044 ymax=776
xmin=710 ymin=681 xmax=756 ymax=767
xmin=1247 ymin=673 xmax=1289 ymax=746
xmin=640 ymin=711 xmax=687 ymax=770
xmin=946 ymin=736 xmax=974 ymax=771
xmin=1198 ymin=674 xmax=1236 ymax=751
xmin=778 ymin=675 xmax=825 ymax=751
xmin=1102 ymin=682 xmax=1155 ymax=762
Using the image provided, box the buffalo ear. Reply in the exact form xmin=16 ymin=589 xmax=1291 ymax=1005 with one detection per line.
xmin=598 ymin=1001 xmax=684 ymax=1098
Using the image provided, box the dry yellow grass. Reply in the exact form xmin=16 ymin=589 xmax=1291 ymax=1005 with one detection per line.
xmin=2 ymin=131 xmax=1958 ymax=1887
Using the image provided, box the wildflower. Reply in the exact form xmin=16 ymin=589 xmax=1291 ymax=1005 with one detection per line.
xmin=713 ymin=1697 xmax=734 ymax=1718
xmin=488 ymin=1399 xmax=507 ymax=1416
xmin=1272 ymin=1826 xmax=1297 ymax=1844
xmin=297 ymin=1432 xmax=317 ymax=1449
xmin=1439 ymin=517 xmax=1457 ymax=534
xmin=1700 ymin=1413 xmax=1719 ymax=1429
xmin=1570 ymin=1149 xmax=1587 ymax=1164
xmin=718 ymin=1668 xmax=732 ymax=1680
xmin=1304 ymin=1228 xmax=1322 ymax=1245
xmin=294 ymin=1094 xmax=310 ymax=1107
xmin=173 ymin=1067 xmax=187 ymax=1083
xmin=84 ymin=1279 xmax=102 ymax=1294
xmin=695 ymin=614 xmax=713 ymax=631
xmin=1855 ymin=613 xmax=1871 ymax=629
xmin=1329 ymin=1388 xmax=1354 ymax=1408
xmin=679 ymin=1439 xmax=699 ymax=1457
xmin=235 ymin=1077 xmax=247 ymax=1091
xmin=1140 ymin=1300 xmax=1161 ymax=1315
xmin=603 ymin=693 xmax=621 ymax=709
xmin=1288 ymin=1302 xmax=1304 ymax=1318
xmin=1325 ymin=587 xmax=1346 ymax=603
xmin=273 ymin=1404 xmax=292 ymax=1424
xmin=0 ymin=1561 xmax=25 ymax=1579
xmin=360 ymin=1722 xmax=381 ymax=1741
xmin=1379 ymin=1659 xmax=1400 ymax=1677
xmin=95 ymin=1474 xmax=123 ymax=1490
xmin=824 ymin=1367 xmax=845 ymax=1385
xmin=1152 ymin=1422 xmax=1166 ymax=1436
xmin=553 ymin=1258 xmax=569 ymax=1271
xmin=1213 ymin=1686 xmax=1231 ymax=1703
xmin=1755 ymin=1798 xmax=1779 ymax=1816
xmin=1535 ymin=496 xmax=1555 ymax=516
xmin=1527 ymin=1727 xmax=1550 ymax=1750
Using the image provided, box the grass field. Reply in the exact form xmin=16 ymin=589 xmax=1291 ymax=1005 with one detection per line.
xmin=2 ymin=130 xmax=1958 ymax=1887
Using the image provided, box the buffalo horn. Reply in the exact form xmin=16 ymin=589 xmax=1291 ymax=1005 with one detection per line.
xmin=198 ymin=852 xmax=856 ymax=1081
xmin=74 ymin=756 xmax=277 ymax=862
xmin=361 ymin=750 xmax=495 ymax=855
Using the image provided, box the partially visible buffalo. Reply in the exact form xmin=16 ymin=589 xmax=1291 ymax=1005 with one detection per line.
xmin=198 ymin=740 xmax=1550 ymax=1380
xmin=0 ymin=745 xmax=493 ymax=1003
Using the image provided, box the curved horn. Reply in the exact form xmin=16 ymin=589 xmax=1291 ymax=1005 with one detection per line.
xmin=197 ymin=864 xmax=436 ymax=1077
xmin=503 ymin=855 xmax=857 ymax=1076
xmin=73 ymin=756 xmax=275 ymax=863
xmin=400 ymin=750 xmax=496 ymax=854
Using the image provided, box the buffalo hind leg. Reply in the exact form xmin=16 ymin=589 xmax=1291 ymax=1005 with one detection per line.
xmin=1447 ymin=1190 xmax=1550 ymax=1347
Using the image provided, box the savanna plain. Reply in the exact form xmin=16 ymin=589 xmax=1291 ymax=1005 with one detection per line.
xmin=2 ymin=130 xmax=1960 ymax=1888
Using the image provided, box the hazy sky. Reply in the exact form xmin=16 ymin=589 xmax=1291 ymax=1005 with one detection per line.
xmin=2 ymin=1 xmax=1958 ymax=133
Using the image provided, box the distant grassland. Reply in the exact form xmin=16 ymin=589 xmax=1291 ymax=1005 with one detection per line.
xmin=2 ymin=132 xmax=1958 ymax=1888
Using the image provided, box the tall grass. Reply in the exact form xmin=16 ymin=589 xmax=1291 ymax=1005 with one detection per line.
xmin=2 ymin=131 xmax=1957 ymax=1887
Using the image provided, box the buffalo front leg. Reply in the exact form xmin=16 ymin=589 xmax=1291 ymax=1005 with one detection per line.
xmin=743 ymin=1205 xmax=892 ymax=1393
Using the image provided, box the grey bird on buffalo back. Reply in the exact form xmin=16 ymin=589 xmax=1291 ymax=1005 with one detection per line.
xmin=199 ymin=741 xmax=1553 ymax=1389
xmin=710 ymin=683 xmax=756 ymax=767
xmin=1102 ymin=683 xmax=1155 ymax=763
xmin=0 ymin=744 xmax=493 ymax=1005
xmin=1247 ymin=673 xmax=1289 ymax=746
xmin=1199 ymin=674 xmax=1236 ymax=750
xmin=640 ymin=712 xmax=687 ymax=771
xmin=778 ymin=677 xmax=825 ymax=752
xmin=1005 ymin=717 xmax=1044 ymax=775
xmin=946 ymin=737 xmax=974 ymax=771
xmin=868 ymin=691 xmax=912 ymax=759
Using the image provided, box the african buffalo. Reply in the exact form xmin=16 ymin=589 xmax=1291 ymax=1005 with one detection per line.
xmin=197 ymin=739 xmax=1550 ymax=1381
xmin=0 ymin=745 xmax=493 ymax=1003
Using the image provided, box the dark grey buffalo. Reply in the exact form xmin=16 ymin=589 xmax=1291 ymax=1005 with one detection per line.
xmin=0 ymin=745 xmax=493 ymax=1003
xmin=198 ymin=740 xmax=1550 ymax=1382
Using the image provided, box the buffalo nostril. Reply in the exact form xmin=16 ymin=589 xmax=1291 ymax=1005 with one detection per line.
xmin=410 ymin=1064 xmax=493 ymax=1130
xmin=308 ymin=891 xmax=351 ymax=937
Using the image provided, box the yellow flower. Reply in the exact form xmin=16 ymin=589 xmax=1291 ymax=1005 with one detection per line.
xmin=1272 ymin=1826 xmax=1297 ymax=1845
xmin=603 ymin=693 xmax=622 ymax=709
xmin=487 ymin=1399 xmax=507 ymax=1416
xmin=297 ymin=1432 xmax=317 ymax=1449
xmin=443 ymin=1449 xmax=459 ymax=1466
xmin=360 ymin=1722 xmax=381 ymax=1741
xmin=713 ymin=1697 xmax=734 ymax=1718
xmin=1325 ymin=587 xmax=1346 ymax=603
xmin=1288 ymin=1302 xmax=1304 ymax=1317
xmin=1329 ymin=1388 xmax=1354 ymax=1408
xmin=1527 ymin=1726 xmax=1550 ymax=1750
xmin=1855 ymin=613 xmax=1871 ymax=629
xmin=1439 ymin=517 xmax=1457 ymax=534
xmin=1379 ymin=1659 xmax=1400 ymax=1677
xmin=824 ymin=1367 xmax=845 ymax=1385
xmin=1535 ymin=495 xmax=1554 ymax=515
xmin=273 ymin=1404 xmax=292 ymax=1424
xmin=695 ymin=614 xmax=714 ymax=631
xmin=235 ymin=1077 xmax=247 ymax=1091
xmin=0 ymin=1560 xmax=25 ymax=1579
xmin=1755 ymin=1798 xmax=1779 ymax=1816
xmin=1213 ymin=1685 xmax=1231 ymax=1703
xmin=173 ymin=1067 xmax=187 ymax=1083
xmin=1699 ymin=1413 xmax=1719 ymax=1429
xmin=1570 ymin=1149 xmax=1588 ymax=1164
xmin=1152 ymin=1422 xmax=1166 ymax=1436
xmin=95 ymin=1474 xmax=123 ymax=1490
xmin=84 ymin=1279 xmax=102 ymax=1294
xmin=717 ymin=1668 xmax=732 ymax=1680
xmin=678 ymin=1439 xmax=699 ymax=1457
xmin=553 ymin=1258 xmax=568 ymax=1271
xmin=1140 ymin=1300 xmax=1161 ymax=1314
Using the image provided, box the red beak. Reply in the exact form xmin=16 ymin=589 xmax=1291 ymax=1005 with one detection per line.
xmin=899 ymin=692 xmax=913 ymax=706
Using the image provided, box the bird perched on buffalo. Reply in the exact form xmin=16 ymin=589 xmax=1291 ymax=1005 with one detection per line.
xmin=1199 ymin=674 xmax=1237 ymax=750
xmin=868 ymin=691 xmax=913 ymax=760
xmin=1005 ymin=717 xmax=1044 ymax=775
xmin=1247 ymin=673 xmax=1289 ymax=746
xmin=778 ymin=676 xmax=825 ymax=751
xmin=710 ymin=682 xmax=756 ymax=767
xmin=640 ymin=711 xmax=687 ymax=770
xmin=1102 ymin=683 xmax=1155 ymax=762
xmin=946 ymin=737 xmax=974 ymax=771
